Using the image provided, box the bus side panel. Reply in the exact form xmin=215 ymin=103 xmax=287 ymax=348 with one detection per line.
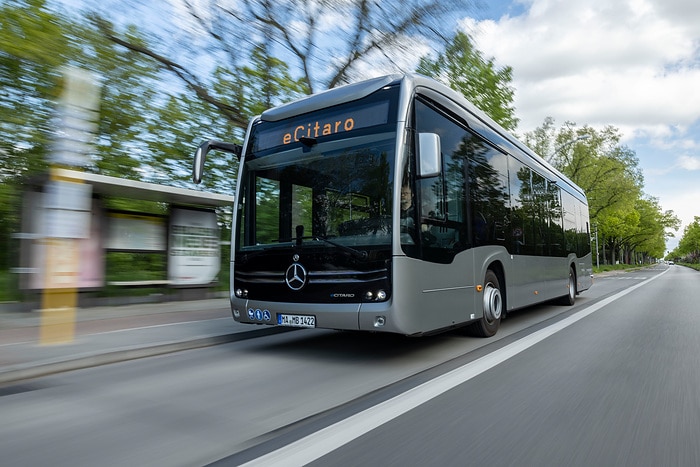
xmin=506 ymin=254 xmax=571 ymax=309
xmin=542 ymin=255 xmax=574 ymax=301
xmin=577 ymin=253 xmax=593 ymax=292
xmin=369 ymin=253 xmax=477 ymax=335
xmin=506 ymin=256 xmax=591 ymax=310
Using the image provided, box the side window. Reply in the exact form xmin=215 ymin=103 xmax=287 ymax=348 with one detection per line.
xmin=578 ymin=202 xmax=592 ymax=256
xmin=412 ymin=99 xmax=469 ymax=262
xmin=509 ymin=164 xmax=568 ymax=257
xmin=561 ymin=190 xmax=579 ymax=255
xmin=531 ymin=171 xmax=547 ymax=255
xmin=469 ymin=140 xmax=509 ymax=247
xmin=547 ymin=181 xmax=565 ymax=257
xmin=509 ymin=159 xmax=531 ymax=254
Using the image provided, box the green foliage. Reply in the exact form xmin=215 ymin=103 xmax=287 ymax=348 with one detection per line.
xmin=0 ymin=269 xmax=21 ymax=302
xmin=593 ymin=263 xmax=649 ymax=274
xmin=628 ymin=197 xmax=678 ymax=259
xmin=674 ymin=216 xmax=700 ymax=263
xmin=417 ymin=31 xmax=519 ymax=131
xmin=0 ymin=1 xmax=160 ymax=181
xmin=0 ymin=0 xmax=70 ymax=269
xmin=143 ymin=43 xmax=309 ymax=195
xmin=234 ymin=44 xmax=310 ymax=117
xmin=106 ymin=252 xmax=166 ymax=281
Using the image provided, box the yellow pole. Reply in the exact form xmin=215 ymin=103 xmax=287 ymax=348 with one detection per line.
xmin=39 ymin=171 xmax=83 ymax=344
xmin=39 ymin=67 xmax=99 ymax=344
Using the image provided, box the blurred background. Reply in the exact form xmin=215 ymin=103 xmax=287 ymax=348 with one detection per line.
xmin=1 ymin=0 xmax=697 ymax=308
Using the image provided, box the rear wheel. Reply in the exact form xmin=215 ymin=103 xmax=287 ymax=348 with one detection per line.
xmin=557 ymin=267 xmax=576 ymax=306
xmin=468 ymin=269 xmax=502 ymax=337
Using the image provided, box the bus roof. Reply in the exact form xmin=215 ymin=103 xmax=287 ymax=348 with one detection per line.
xmin=261 ymin=75 xmax=399 ymax=122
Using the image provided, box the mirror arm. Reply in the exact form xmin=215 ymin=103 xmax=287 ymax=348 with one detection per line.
xmin=192 ymin=140 xmax=242 ymax=184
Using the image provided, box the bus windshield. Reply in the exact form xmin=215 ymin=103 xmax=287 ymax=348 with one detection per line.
xmin=237 ymin=131 xmax=396 ymax=252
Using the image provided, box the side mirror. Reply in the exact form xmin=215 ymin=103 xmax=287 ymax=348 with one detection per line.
xmin=192 ymin=140 xmax=242 ymax=184
xmin=418 ymin=133 xmax=441 ymax=178
xmin=192 ymin=142 xmax=208 ymax=185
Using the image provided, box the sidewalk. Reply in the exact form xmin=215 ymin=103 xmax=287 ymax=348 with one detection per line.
xmin=0 ymin=298 xmax=287 ymax=385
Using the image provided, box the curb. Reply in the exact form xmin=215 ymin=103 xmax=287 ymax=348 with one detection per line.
xmin=0 ymin=326 xmax=292 ymax=386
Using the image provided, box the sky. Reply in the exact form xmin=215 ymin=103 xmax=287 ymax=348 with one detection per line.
xmin=460 ymin=0 xmax=700 ymax=253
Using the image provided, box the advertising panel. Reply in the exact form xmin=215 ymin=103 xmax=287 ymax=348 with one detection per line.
xmin=168 ymin=207 xmax=220 ymax=286
xmin=106 ymin=212 xmax=167 ymax=251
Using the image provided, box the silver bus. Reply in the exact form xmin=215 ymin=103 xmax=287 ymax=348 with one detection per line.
xmin=193 ymin=73 xmax=593 ymax=337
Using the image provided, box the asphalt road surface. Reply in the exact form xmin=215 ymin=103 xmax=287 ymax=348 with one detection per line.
xmin=2 ymin=264 xmax=698 ymax=467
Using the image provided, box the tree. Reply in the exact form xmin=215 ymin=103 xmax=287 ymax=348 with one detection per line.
xmin=417 ymin=31 xmax=518 ymax=131
xmin=618 ymin=197 xmax=679 ymax=262
xmin=0 ymin=0 xmax=77 ymax=271
xmin=141 ymin=42 xmax=310 ymax=195
xmin=677 ymin=217 xmax=700 ymax=263
xmin=0 ymin=1 xmax=168 ymax=180
xmin=1 ymin=0 xmax=70 ymax=176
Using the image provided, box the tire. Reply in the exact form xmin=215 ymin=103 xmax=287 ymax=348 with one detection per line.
xmin=557 ymin=267 xmax=576 ymax=306
xmin=468 ymin=269 xmax=503 ymax=337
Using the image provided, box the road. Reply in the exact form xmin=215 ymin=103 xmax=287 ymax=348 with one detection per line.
xmin=1 ymin=264 xmax=698 ymax=466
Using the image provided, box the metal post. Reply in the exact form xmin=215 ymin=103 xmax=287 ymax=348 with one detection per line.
xmin=595 ymin=224 xmax=599 ymax=269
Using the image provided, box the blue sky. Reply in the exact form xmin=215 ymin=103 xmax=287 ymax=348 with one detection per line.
xmin=458 ymin=0 xmax=700 ymax=253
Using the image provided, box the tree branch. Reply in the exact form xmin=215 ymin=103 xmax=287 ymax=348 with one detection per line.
xmin=91 ymin=15 xmax=247 ymax=127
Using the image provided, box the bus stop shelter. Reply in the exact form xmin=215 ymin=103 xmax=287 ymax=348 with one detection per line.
xmin=16 ymin=168 xmax=235 ymax=308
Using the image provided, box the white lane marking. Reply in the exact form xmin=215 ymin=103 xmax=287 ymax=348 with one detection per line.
xmin=242 ymin=268 xmax=669 ymax=466
xmin=606 ymin=276 xmax=648 ymax=280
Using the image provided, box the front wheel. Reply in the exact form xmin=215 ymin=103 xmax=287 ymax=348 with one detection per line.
xmin=468 ymin=269 xmax=503 ymax=337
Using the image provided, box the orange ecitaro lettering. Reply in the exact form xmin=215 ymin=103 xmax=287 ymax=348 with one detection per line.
xmin=283 ymin=118 xmax=355 ymax=145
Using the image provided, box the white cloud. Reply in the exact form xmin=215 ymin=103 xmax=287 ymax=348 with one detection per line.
xmin=459 ymin=0 xmax=700 ymax=133
xmin=677 ymin=155 xmax=700 ymax=171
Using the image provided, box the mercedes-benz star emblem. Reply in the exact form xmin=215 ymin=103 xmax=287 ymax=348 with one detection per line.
xmin=285 ymin=263 xmax=307 ymax=291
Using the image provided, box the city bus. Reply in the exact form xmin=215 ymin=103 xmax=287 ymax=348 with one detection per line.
xmin=193 ymin=73 xmax=593 ymax=337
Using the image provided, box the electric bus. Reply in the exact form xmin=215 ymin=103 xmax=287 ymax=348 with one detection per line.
xmin=193 ymin=73 xmax=593 ymax=337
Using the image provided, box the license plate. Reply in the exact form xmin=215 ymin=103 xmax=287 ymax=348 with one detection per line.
xmin=277 ymin=313 xmax=316 ymax=328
